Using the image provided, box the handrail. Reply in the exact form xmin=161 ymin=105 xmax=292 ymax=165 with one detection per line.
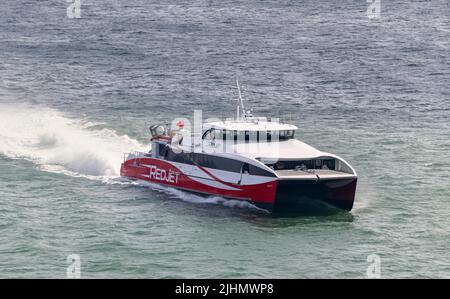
xmin=123 ymin=151 xmax=148 ymax=161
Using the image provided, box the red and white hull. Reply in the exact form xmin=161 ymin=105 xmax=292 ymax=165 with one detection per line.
xmin=120 ymin=156 xmax=357 ymax=213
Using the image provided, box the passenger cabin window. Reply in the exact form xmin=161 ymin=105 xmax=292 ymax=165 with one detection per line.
xmin=214 ymin=129 xmax=222 ymax=140
xmin=237 ymin=130 xmax=245 ymax=142
xmin=249 ymin=131 xmax=258 ymax=142
xmin=214 ymin=129 xmax=295 ymax=143
xmin=223 ymin=130 xmax=233 ymax=142
xmin=278 ymin=130 xmax=295 ymax=140
xmin=265 ymin=159 xmax=335 ymax=171
xmin=242 ymin=163 xmax=250 ymax=174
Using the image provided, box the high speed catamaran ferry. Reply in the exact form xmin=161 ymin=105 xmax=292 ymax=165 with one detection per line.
xmin=121 ymin=82 xmax=357 ymax=214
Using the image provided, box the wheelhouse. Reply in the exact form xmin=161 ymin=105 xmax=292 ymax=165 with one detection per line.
xmin=203 ymin=128 xmax=295 ymax=143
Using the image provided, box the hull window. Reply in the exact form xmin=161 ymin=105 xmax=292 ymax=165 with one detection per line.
xmin=249 ymin=164 xmax=276 ymax=177
xmin=266 ymin=159 xmax=336 ymax=171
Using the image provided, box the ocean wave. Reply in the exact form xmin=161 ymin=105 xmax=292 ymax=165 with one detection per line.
xmin=0 ymin=104 xmax=146 ymax=177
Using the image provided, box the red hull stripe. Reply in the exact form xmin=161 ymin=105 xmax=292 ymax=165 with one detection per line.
xmin=192 ymin=161 xmax=245 ymax=189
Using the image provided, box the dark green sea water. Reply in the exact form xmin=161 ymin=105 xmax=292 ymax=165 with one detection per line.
xmin=0 ymin=0 xmax=449 ymax=278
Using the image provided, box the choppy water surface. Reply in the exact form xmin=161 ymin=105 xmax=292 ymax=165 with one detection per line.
xmin=0 ymin=0 xmax=449 ymax=278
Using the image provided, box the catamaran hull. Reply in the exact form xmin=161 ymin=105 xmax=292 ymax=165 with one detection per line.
xmin=120 ymin=157 xmax=356 ymax=214
xmin=271 ymin=178 xmax=357 ymax=213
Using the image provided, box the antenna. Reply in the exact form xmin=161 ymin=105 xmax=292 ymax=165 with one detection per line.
xmin=236 ymin=79 xmax=246 ymax=120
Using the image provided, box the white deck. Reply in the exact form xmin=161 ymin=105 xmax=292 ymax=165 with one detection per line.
xmin=276 ymin=169 xmax=356 ymax=180
xmin=232 ymin=138 xmax=328 ymax=160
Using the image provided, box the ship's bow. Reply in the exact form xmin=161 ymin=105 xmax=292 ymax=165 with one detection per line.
xmin=273 ymin=176 xmax=357 ymax=214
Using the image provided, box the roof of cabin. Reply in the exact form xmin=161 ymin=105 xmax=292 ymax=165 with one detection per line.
xmin=205 ymin=118 xmax=298 ymax=132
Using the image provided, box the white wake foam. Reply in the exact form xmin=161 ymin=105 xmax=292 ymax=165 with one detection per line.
xmin=129 ymin=179 xmax=268 ymax=213
xmin=0 ymin=104 xmax=146 ymax=178
xmin=0 ymin=104 xmax=265 ymax=212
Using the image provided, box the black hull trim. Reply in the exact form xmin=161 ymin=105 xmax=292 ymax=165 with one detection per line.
xmin=272 ymin=178 xmax=357 ymax=215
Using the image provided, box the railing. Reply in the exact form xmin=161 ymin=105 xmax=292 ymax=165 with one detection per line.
xmin=123 ymin=151 xmax=148 ymax=162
